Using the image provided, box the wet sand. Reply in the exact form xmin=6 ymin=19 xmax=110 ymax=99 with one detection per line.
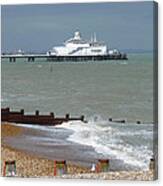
xmin=1 ymin=122 xmax=155 ymax=180
xmin=1 ymin=122 xmax=90 ymax=176
xmin=2 ymin=122 xmax=99 ymax=167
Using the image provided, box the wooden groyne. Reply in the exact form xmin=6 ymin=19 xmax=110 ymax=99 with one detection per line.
xmin=1 ymin=108 xmax=85 ymax=126
xmin=109 ymin=118 xmax=126 ymax=123
xmin=108 ymin=117 xmax=154 ymax=125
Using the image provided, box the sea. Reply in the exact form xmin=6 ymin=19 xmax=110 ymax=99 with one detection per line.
xmin=1 ymin=53 xmax=155 ymax=171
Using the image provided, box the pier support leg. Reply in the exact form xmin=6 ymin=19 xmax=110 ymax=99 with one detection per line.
xmin=28 ymin=57 xmax=35 ymax=62
xmin=9 ymin=57 xmax=16 ymax=62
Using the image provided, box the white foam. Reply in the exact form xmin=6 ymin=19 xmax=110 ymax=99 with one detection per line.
xmin=12 ymin=118 xmax=153 ymax=170
xmin=57 ymin=119 xmax=153 ymax=170
xmin=37 ymin=65 xmax=42 ymax=68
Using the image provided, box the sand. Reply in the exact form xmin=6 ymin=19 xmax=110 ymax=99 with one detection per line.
xmin=1 ymin=122 xmax=24 ymax=138
xmin=1 ymin=122 xmax=91 ymax=177
xmin=1 ymin=122 xmax=156 ymax=180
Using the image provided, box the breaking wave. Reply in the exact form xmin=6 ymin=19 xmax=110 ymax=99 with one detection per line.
xmin=57 ymin=117 xmax=153 ymax=170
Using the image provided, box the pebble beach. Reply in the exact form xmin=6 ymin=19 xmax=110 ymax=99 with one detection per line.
xmin=1 ymin=122 xmax=155 ymax=180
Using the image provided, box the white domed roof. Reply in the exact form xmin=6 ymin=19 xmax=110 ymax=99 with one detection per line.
xmin=74 ymin=31 xmax=81 ymax=40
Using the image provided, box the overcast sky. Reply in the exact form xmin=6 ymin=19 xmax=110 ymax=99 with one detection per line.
xmin=1 ymin=2 xmax=154 ymax=52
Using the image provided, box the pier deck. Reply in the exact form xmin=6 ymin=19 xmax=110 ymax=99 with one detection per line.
xmin=1 ymin=53 xmax=128 ymax=62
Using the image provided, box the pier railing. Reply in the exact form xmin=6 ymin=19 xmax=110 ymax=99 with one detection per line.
xmin=1 ymin=53 xmax=128 ymax=62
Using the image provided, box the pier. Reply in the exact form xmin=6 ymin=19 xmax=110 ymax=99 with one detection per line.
xmin=1 ymin=53 xmax=128 ymax=62
xmin=1 ymin=54 xmax=47 ymax=62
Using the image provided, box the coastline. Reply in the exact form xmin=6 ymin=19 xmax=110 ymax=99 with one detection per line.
xmin=1 ymin=122 xmax=155 ymax=180
xmin=1 ymin=122 xmax=90 ymax=177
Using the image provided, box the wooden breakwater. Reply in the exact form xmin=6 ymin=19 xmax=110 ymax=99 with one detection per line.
xmin=1 ymin=108 xmax=85 ymax=126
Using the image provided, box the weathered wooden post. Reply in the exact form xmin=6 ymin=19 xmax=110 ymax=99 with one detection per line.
xmin=80 ymin=115 xmax=85 ymax=122
xmin=54 ymin=161 xmax=57 ymax=176
xmin=35 ymin=110 xmax=39 ymax=116
xmin=5 ymin=107 xmax=10 ymax=112
xmin=121 ymin=119 xmax=126 ymax=123
xmin=65 ymin=114 xmax=70 ymax=120
xmin=3 ymin=161 xmax=16 ymax=177
xmin=149 ymin=158 xmax=155 ymax=170
xmin=50 ymin=112 xmax=54 ymax=117
xmin=20 ymin=109 xmax=24 ymax=115
xmin=96 ymin=159 xmax=110 ymax=173
xmin=54 ymin=160 xmax=67 ymax=176
xmin=109 ymin=118 xmax=112 ymax=122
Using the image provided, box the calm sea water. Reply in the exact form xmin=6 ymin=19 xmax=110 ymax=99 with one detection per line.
xmin=1 ymin=53 xmax=154 ymax=170
xmin=2 ymin=53 xmax=153 ymax=122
